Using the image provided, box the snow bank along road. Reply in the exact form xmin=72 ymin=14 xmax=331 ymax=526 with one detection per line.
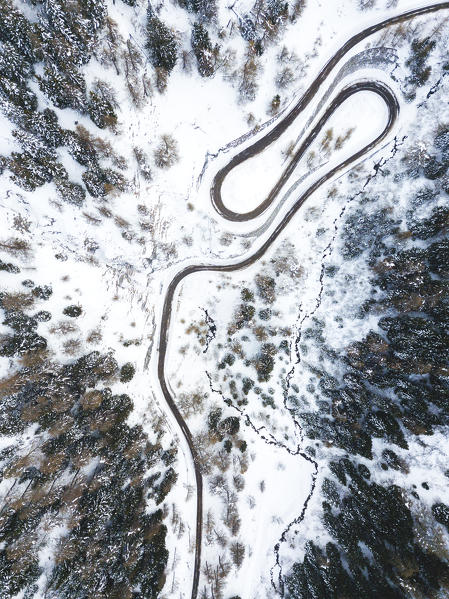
xmin=155 ymin=3 xmax=449 ymax=598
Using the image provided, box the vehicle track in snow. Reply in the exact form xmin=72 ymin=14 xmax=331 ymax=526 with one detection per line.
xmin=154 ymin=4 xmax=449 ymax=598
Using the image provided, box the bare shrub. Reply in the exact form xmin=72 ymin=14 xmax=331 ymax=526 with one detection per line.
xmin=334 ymin=127 xmax=354 ymax=150
xmin=82 ymin=212 xmax=102 ymax=226
xmin=193 ymin=432 xmax=215 ymax=475
xmin=156 ymin=241 xmax=178 ymax=262
xmin=137 ymin=204 xmax=149 ymax=216
xmin=220 ymin=233 xmax=233 ymax=247
xmin=320 ymin=128 xmax=334 ymax=154
xmin=271 ymin=241 xmax=303 ymax=279
xmin=276 ymin=65 xmax=295 ymax=89
xmin=87 ymin=327 xmax=102 ymax=344
xmin=126 ymin=73 xmax=144 ymax=107
xmin=0 ymin=237 xmax=31 ymax=257
xmin=205 ymin=509 xmax=216 ymax=545
xmin=269 ymin=94 xmax=281 ymax=115
xmin=214 ymin=529 xmax=228 ymax=549
xmin=182 ymin=50 xmax=192 ymax=73
xmin=121 ymin=38 xmax=150 ymax=107
xmin=178 ymin=391 xmax=206 ymax=418
xmin=291 ymin=0 xmax=307 ymax=21
xmin=218 ymin=48 xmax=237 ymax=80
xmin=239 ymin=46 xmax=260 ymax=103
xmin=97 ymin=205 xmax=112 ymax=219
xmin=1 ymin=292 xmax=34 ymax=311
xmin=155 ymin=67 xmax=168 ymax=94
xmin=282 ymin=140 xmax=296 ymax=160
xmin=139 ymin=220 xmax=152 ymax=232
xmin=255 ymin=273 xmax=276 ymax=303
xmin=233 ymin=474 xmax=245 ymax=491
xmin=237 ymin=451 xmax=248 ymax=474
xmin=50 ymin=320 xmax=79 ymax=336
xmin=100 ymin=17 xmax=123 ymax=75
xmin=226 ymin=507 xmax=241 ymax=536
xmin=114 ymin=215 xmax=130 ymax=230
xmin=212 ymin=449 xmax=231 ymax=473
xmin=63 ymin=338 xmax=82 ymax=356
xmin=123 ymin=39 xmax=143 ymax=75
xmin=246 ymin=112 xmax=256 ymax=127
xmin=358 ymin=0 xmax=376 ymax=9
xmin=93 ymin=79 xmax=118 ymax=110
xmin=12 ymin=214 xmax=31 ymax=233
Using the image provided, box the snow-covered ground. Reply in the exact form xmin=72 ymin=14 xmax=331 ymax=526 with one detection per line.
xmin=1 ymin=0 xmax=449 ymax=597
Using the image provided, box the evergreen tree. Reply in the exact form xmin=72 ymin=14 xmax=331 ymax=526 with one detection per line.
xmin=178 ymin=0 xmax=217 ymax=22
xmin=146 ymin=15 xmax=178 ymax=73
xmin=191 ymin=22 xmax=216 ymax=77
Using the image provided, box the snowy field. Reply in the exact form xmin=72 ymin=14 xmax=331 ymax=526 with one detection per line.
xmin=0 ymin=0 xmax=448 ymax=597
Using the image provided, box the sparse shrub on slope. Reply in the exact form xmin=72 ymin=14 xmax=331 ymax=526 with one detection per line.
xmin=239 ymin=44 xmax=261 ymax=103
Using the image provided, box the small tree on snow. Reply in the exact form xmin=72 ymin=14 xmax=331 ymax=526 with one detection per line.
xmin=230 ymin=541 xmax=245 ymax=568
xmin=154 ymin=134 xmax=179 ymax=169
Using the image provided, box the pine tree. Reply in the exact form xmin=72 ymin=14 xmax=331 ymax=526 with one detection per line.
xmin=178 ymin=0 xmax=217 ymax=22
xmin=191 ymin=22 xmax=216 ymax=77
xmin=146 ymin=16 xmax=178 ymax=73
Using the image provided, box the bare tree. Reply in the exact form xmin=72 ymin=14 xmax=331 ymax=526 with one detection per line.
xmin=213 ymin=448 xmax=231 ymax=472
xmin=205 ymin=509 xmax=216 ymax=545
xmin=239 ymin=49 xmax=259 ymax=103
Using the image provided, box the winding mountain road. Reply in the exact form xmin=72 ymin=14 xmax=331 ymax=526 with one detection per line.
xmin=154 ymin=4 xmax=449 ymax=599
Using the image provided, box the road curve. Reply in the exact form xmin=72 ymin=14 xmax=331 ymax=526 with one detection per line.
xmin=212 ymin=1 xmax=449 ymax=221
xmin=155 ymin=4 xmax=449 ymax=599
